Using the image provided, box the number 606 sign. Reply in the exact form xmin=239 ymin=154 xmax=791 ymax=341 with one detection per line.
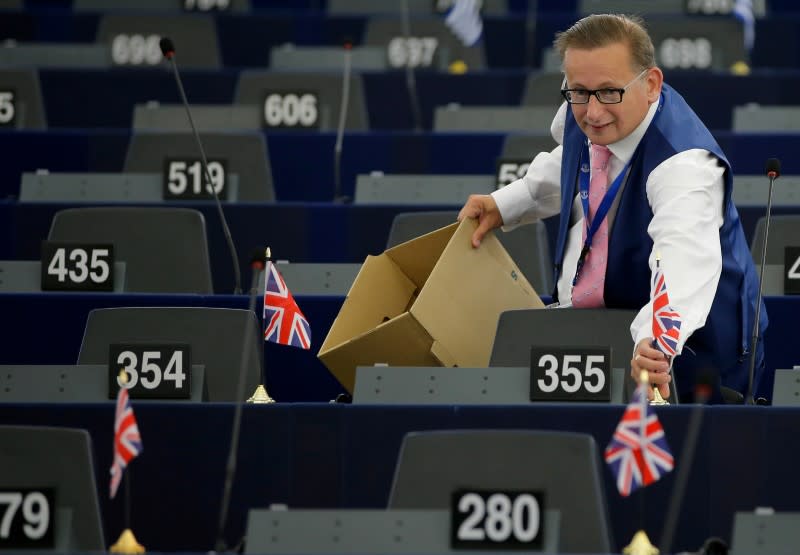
xmin=529 ymin=347 xmax=611 ymax=402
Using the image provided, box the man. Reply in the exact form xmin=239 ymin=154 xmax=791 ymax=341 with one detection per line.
xmin=458 ymin=14 xmax=767 ymax=402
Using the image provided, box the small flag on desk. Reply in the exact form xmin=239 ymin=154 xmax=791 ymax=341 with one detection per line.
xmin=263 ymin=261 xmax=312 ymax=349
xmin=733 ymin=0 xmax=755 ymax=54
xmin=444 ymin=0 xmax=483 ymax=47
xmin=110 ymin=386 xmax=142 ymax=499
xmin=604 ymin=383 xmax=674 ymax=497
xmin=651 ymin=262 xmax=682 ymax=358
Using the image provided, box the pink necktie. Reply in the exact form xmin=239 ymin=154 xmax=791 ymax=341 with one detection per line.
xmin=572 ymin=144 xmax=612 ymax=308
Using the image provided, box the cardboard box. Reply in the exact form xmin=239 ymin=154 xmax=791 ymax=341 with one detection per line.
xmin=318 ymin=218 xmax=545 ymax=392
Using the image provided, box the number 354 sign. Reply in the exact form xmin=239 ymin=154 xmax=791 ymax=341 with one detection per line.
xmin=108 ymin=344 xmax=191 ymax=400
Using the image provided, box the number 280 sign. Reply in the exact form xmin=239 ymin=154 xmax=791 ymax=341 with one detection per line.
xmin=451 ymin=490 xmax=544 ymax=550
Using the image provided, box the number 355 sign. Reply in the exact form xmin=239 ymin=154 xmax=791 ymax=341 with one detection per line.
xmin=529 ymin=347 xmax=611 ymax=402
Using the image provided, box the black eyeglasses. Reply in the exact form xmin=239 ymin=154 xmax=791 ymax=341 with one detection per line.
xmin=560 ymin=69 xmax=649 ymax=105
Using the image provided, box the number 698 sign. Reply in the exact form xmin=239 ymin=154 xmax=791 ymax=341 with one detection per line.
xmin=529 ymin=347 xmax=611 ymax=402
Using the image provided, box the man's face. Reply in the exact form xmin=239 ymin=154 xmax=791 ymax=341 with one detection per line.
xmin=563 ymin=42 xmax=662 ymax=146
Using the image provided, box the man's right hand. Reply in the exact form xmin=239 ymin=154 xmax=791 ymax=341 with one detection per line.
xmin=630 ymin=337 xmax=671 ymax=400
xmin=457 ymin=194 xmax=504 ymax=248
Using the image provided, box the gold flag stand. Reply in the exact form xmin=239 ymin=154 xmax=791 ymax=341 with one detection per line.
xmin=650 ymin=387 xmax=669 ymax=406
xmin=247 ymin=384 xmax=275 ymax=404
xmin=109 ymin=372 xmax=145 ymax=554
xmin=649 ymin=353 xmax=672 ymax=406
xmin=109 ymin=528 xmax=145 ymax=554
xmin=623 ymin=530 xmax=658 ymax=555
xmin=249 ymin=246 xmax=276 ymax=405
xmin=649 ymin=252 xmax=672 ymax=407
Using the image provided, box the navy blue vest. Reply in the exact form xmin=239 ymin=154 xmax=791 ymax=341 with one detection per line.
xmin=553 ymin=84 xmax=768 ymax=399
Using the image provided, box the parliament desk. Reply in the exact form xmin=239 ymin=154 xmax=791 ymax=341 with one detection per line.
xmin=0 ymin=292 xmax=345 ymax=403
xmin=6 ymin=129 xmax=800 ymax=204
xmin=0 ymin=292 xmax=795 ymax=401
xmin=11 ymin=68 xmax=800 ymax=132
xmin=2 ymin=199 xmax=799 ymax=296
xmin=0 ymin=402 xmax=797 ymax=553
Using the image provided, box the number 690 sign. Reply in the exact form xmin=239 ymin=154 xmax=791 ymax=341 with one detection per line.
xmin=529 ymin=347 xmax=611 ymax=402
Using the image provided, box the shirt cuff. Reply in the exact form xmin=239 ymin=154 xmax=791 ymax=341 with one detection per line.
xmin=492 ymin=180 xmax=535 ymax=229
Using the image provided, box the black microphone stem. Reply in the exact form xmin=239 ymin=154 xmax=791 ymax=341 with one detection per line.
xmin=166 ymin=55 xmax=243 ymax=294
xmin=214 ymin=260 xmax=264 ymax=552
xmin=658 ymin=389 xmax=709 ymax=553
xmin=333 ymin=45 xmax=351 ymax=202
xmin=745 ymin=168 xmax=778 ymax=404
xmin=401 ymin=0 xmax=422 ymax=131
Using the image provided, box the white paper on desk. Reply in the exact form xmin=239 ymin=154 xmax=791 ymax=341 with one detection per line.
xmin=545 ymin=300 xmax=572 ymax=309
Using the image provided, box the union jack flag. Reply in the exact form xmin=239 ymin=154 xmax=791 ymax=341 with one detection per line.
xmin=604 ymin=384 xmax=674 ymax=497
xmin=110 ymin=386 xmax=142 ymax=499
xmin=651 ymin=264 xmax=682 ymax=357
xmin=263 ymin=261 xmax=311 ymax=349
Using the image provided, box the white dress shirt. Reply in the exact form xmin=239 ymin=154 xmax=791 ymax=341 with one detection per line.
xmin=492 ymin=98 xmax=725 ymax=356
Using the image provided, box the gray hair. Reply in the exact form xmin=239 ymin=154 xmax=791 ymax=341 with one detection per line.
xmin=553 ymin=14 xmax=656 ymax=72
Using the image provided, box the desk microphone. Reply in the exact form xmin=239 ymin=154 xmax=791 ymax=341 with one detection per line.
xmin=659 ymin=372 xmax=713 ymax=554
xmin=401 ymin=0 xmax=422 ymax=131
xmin=213 ymin=248 xmax=267 ymax=552
xmin=333 ymin=38 xmax=352 ymax=203
xmin=159 ymin=37 xmax=243 ymax=294
xmin=744 ymin=157 xmax=780 ymax=405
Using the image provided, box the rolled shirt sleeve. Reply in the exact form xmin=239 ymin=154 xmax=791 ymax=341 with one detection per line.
xmin=630 ymin=149 xmax=725 ymax=357
xmin=492 ymin=102 xmax=567 ymax=227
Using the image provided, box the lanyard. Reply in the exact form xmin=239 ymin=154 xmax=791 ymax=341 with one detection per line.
xmin=569 ymin=94 xmax=664 ymax=288
xmin=572 ymin=145 xmax=631 ymax=286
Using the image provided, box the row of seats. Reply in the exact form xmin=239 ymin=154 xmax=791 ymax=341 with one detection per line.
xmin=1 ymin=292 xmax=793 ymax=404
xmin=10 ymin=165 xmax=800 ymax=207
xmin=0 ymin=305 xmax=662 ymax=406
xmin=0 ymin=206 xmax=551 ymax=294
xmin=8 ymin=0 xmax=794 ymax=17
xmin=0 ymin=204 xmax=793 ymax=297
xmin=8 ymin=67 xmax=800 ymax=132
xmin=0 ymin=0 xmax=772 ymax=16
xmin=6 ymin=200 xmax=790 ymax=295
xmin=0 ymin=11 xmax=774 ymax=71
xmin=3 ymin=129 xmax=800 ymax=202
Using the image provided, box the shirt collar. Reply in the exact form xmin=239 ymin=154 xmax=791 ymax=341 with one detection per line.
xmin=591 ymin=96 xmax=660 ymax=163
